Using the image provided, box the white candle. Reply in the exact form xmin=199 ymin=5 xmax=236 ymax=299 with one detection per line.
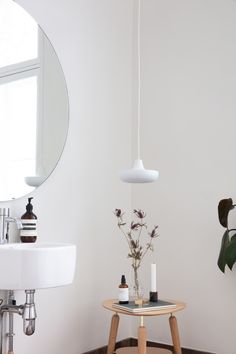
xmin=151 ymin=263 xmax=157 ymax=292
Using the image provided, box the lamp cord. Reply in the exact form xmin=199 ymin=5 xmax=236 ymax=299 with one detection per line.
xmin=137 ymin=0 xmax=141 ymax=160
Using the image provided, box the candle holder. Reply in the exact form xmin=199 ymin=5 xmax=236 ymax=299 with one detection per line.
xmin=149 ymin=291 xmax=158 ymax=303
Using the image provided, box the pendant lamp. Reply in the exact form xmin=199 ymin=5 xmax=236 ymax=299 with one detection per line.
xmin=120 ymin=0 xmax=159 ymax=183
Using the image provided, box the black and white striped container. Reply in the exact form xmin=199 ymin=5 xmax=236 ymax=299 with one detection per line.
xmin=20 ymin=197 xmax=37 ymax=243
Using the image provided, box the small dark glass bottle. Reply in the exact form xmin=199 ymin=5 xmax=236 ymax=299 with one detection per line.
xmin=118 ymin=275 xmax=129 ymax=304
xmin=20 ymin=197 xmax=37 ymax=243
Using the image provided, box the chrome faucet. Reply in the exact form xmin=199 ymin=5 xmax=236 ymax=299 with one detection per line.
xmin=0 ymin=208 xmax=9 ymax=244
xmin=0 ymin=208 xmax=22 ymax=244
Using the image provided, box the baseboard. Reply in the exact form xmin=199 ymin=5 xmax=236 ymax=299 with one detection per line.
xmin=82 ymin=338 xmax=131 ymax=354
xmin=82 ymin=337 xmax=216 ymax=354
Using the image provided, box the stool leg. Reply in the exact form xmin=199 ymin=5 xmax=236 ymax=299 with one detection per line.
xmin=107 ymin=314 xmax=120 ymax=354
xmin=138 ymin=325 xmax=147 ymax=354
xmin=169 ymin=315 xmax=182 ymax=354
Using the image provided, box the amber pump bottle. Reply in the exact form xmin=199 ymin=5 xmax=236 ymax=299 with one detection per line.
xmin=20 ymin=197 xmax=37 ymax=243
xmin=118 ymin=275 xmax=129 ymax=304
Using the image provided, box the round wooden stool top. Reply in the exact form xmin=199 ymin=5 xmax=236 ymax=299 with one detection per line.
xmin=116 ymin=347 xmax=172 ymax=354
xmin=103 ymin=299 xmax=185 ymax=317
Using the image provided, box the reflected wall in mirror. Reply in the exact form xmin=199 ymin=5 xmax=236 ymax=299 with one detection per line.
xmin=0 ymin=0 xmax=69 ymax=201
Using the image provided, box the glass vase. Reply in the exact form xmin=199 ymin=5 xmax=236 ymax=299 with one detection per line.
xmin=130 ymin=266 xmax=144 ymax=301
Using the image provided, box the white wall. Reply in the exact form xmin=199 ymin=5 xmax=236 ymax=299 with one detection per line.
xmin=1 ymin=0 xmax=133 ymax=353
xmin=131 ymin=1 xmax=236 ymax=354
xmin=2 ymin=0 xmax=236 ymax=353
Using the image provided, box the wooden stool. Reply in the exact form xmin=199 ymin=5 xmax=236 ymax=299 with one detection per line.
xmin=116 ymin=347 xmax=172 ymax=354
xmin=103 ymin=299 xmax=186 ymax=354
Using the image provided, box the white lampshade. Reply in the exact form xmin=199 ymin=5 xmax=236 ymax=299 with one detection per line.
xmin=24 ymin=176 xmax=46 ymax=187
xmin=120 ymin=159 xmax=159 ymax=183
xmin=120 ymin=1 xmax=159 ymax=183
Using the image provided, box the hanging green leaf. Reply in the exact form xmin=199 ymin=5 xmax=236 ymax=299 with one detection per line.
xmin=231 ymin=234 xmax=236 ymax=242
xmin=225 ymin=234 xmax=236 ymax=270
xmin=218 ymin=198 xmax=234 ymax=228
xmin=217 ymin=230 xmax=230 ymax=273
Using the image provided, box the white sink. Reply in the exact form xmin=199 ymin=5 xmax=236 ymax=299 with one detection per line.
xmin=0 ymin=242 xmax=76 ymax=290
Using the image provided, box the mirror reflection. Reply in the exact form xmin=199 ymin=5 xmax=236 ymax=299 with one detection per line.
xmin=0 ymin=0 xmax=69 ymax=201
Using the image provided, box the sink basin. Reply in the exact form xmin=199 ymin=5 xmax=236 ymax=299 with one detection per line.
xmin=0 ymin=242 xmax=76 ymax=290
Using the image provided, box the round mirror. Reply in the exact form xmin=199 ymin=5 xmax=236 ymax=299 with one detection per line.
xmin=0 ymin=0 xmax=69 ymax=201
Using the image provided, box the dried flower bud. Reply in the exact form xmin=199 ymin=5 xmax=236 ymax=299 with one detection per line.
xmin=114 ymin=209 xmax=122 ymax=217
xmin=133 ymin=209 xmax=146 ymax=219
xmin=149 ymin=225 xmax=159 ymax=238
xmin=131 ymin=222 xmax=141 ymax=230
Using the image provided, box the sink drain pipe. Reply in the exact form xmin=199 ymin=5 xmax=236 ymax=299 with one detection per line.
xmin=0 ymin=290 xmax=37 ymax=354
xmin=7 ymin=291 xmax=15 ymax=354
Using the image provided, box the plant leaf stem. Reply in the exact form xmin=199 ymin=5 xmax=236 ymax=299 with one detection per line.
xmin=141 ymin=238 xmax=154 ymax=261
xmin=118 ymin=221 xmax=133 ymax=253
